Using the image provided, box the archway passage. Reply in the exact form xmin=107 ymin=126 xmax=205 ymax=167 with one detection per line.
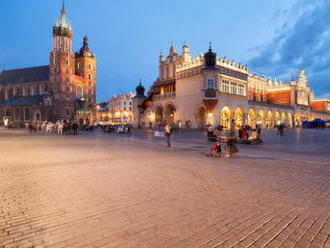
xmin=234 ymin=107 xmax=244 ymax=128
xmin=220 ymin=105 xmax=232 ymax=129
xmin=275 ymin=111 xmax=280 ymax=126
xmin=281 ymin=112 xmax=287 ymax=125
xmin=257 ymin=110 xmax=266 ymax=128
xmin=267 ymin=110 xmax=274 ymax=128
xmin=196 ymin=106 xmax=207 ymax=129
xmin=287 ymin=113 xmax=293 ymax=127
xmin=247 ymin=108 xmax=256 ymax=129
xmin=294 ymin=114 xmax=301 ymax=127
xmin=164 ymin=104 xmax=175 ymax=125
xmin=155 ymin=105 xmax=164 ymax=126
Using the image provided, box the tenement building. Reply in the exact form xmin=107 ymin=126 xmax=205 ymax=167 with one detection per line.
xmin=108 ymin=93 xmax=134 ymax=124
xmin=133 ymin=42 xmax=330 ymax=129
xmin=0 ymin=2 xmax=96 ymax=125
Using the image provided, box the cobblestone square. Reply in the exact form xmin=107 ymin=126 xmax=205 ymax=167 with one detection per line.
xmin=0 ymin=128 xmax=329 ymax=248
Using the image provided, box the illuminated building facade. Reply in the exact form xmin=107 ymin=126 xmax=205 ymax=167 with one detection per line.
xmin=133 ymin=42 xmax=330 ymax=129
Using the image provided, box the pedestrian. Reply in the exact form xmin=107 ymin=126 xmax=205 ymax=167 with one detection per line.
xmin=257 ymin=125 xmax=261 ymax=138
xmin=165 ymin=124 xmax=173 ymax=147
xmin=230 ymin=120 xmax=235 ymax=136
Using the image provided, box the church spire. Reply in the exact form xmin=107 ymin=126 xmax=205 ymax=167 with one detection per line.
xmin=60 ymin=0 xmax=67 ymax=26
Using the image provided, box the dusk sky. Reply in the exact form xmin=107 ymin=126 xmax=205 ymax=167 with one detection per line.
xmin=1 ymin=0 xmax=329 ymax=102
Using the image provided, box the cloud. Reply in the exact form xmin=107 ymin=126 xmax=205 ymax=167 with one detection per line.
xmin=248 ymin=0 xmax=330 ymax=97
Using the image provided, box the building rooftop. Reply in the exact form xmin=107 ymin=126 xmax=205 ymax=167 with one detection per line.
xmin=0 ymin=66 xmax=49 ymax=85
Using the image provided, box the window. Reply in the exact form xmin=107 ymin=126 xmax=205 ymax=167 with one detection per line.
xmin=5 ymin=90 xmax=8 ymax=100
xmin=207 ymin=79 xmax=214 ymax=89
xmin=230 ymin=82 xmax=237 ymax=95
xmin=88 ymin=74 xmax=92 ymax=80
xmin=238 ymin=84 xmax=245 ymax=96
xmin=23 ymin=88 xmax=26 ymax=96
xmin=88 ymin=81 xmax=91 ymax=87
xmin=39 ymin=85 xmax=43 ymax=95
xmin=31 ymin=87 xmax=35 ymax=96
xmin=13 ymin=88 xmax=16 ymax=96
xmin=221 ymin=80 xmax=230 ymax=93
xmin=66 ymin=60 xmax=69 ymax=66
xmin=88 ymin=64 xmax=92 ymax=70
xmin=77 ymin=63 xmax=80 ymax=69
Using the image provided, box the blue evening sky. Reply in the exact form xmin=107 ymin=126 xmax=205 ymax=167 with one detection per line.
xmin=1 ymin=0 xmax=329 ymax=102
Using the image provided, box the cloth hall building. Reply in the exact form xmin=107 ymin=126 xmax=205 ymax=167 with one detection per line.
xmin=0 ymin=3 xmax=96 ymax=125
xmin=133 ymin=43 xmax=330 ymax=129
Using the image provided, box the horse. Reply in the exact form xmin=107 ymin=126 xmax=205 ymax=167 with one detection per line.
xmin=57 ymin=121 xmax=64 ymax=135
xmin=46 ymin=122 xmax=55 ymax=133
xmin=42 ymin=121 xmax=48 ymax=132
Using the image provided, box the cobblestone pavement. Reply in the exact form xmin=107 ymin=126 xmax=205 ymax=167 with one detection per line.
xmin=0 ymin=128 xmax=329 ymax=248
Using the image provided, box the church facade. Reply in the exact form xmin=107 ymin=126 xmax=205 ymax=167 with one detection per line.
xmin=0 ymin=2 xmax=96 ymax=125
xmin=133 ymin=43 xmax=330 ymax=129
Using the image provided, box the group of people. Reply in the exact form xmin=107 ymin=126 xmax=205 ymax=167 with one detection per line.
xmin=238 ymin=126 xmax=263 ymax=144
xmin=206 ymin=121 xmax=264 ymax=158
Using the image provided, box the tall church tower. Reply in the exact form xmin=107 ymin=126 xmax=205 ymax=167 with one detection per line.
xmin=49 ymin=1 xmax=75 ymax=120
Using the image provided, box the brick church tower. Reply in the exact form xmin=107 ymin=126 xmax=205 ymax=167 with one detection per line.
xmin=49 ymin=1 xmax=75 ymax=120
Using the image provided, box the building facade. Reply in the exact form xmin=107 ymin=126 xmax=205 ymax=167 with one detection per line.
xmin=0 ymin=2 xmax=96 ymax=125
xmin=133 ymin=42 xmax=330 ymax=129
xmin=108 ymin=93 xmax=134 ymax=124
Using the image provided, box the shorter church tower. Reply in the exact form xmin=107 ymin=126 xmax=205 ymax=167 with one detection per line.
xmin=75 ymin=36 xmax=96 ymax=122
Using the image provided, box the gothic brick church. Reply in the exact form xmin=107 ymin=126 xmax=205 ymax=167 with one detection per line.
xmin=0 ymin=2 xmax=96 ymax=125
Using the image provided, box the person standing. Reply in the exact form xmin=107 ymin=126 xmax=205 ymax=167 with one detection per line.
xmin=165 ymin=124 xmax=173 ymax=147
xmin=257 ymin=125 xmax=261 ymax=138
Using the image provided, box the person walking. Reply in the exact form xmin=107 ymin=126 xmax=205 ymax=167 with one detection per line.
xmin=165 ymin=124 xmax=173 ymax=147
xmin=257 ymin=125 xmax=261 ymax=138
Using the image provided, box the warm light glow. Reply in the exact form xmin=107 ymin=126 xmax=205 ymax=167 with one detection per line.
xmin=208 ymin=113 xmax=213 ymax=117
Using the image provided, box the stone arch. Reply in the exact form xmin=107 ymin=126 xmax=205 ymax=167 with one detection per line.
xmin=287 ymin=113 xmax=293 ymax=127
xmin=266 ymin=110 xmax=274 ymax=128
xmin=275 ymin=111 xmax=281 ymax=126
xmin=35 ymin=110 xmax=41 ymax=122
xmin=294 ymin=113 xmax=301 ymax=127
xmin=234 ymin=106 xmax=245 ymax=128
xmin=155 ymin=104 xmax=164 ymax=126
xmin=196 ymin=105 xmax=207 ymax=129
xmin=247 ymin=108 xmax=257 ymax=129
xmin=281 ymin=112 xmax=287 ymax=124
xmin=220 ymin=105 xmax=232 ymax=129
xmin=257 ymin=109 xmax=266 ymax=128
xmin=164 ymin=103 xmax=176 ymax=125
